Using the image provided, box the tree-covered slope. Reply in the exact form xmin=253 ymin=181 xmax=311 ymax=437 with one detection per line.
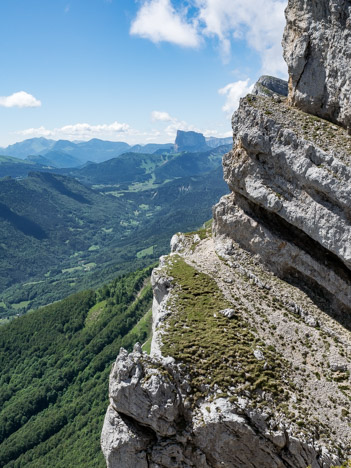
xmin=0 ymin=265 xmax=154 ymax=467
xmin=0 ymin=156 xmax=48 ymax=178
xmin=0 ymin=160 xmax=228 ymax=318
xmin=0 ymin=172 xmax=128 ymax=292
xmin=62 ymin=146 xmax=229 ymax=187
xmin=64 ymin=151 xmax=176 ymax=186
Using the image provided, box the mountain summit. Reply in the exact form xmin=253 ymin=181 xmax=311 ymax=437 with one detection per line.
xmin=175 ymin=130 xmax=209 ymax=152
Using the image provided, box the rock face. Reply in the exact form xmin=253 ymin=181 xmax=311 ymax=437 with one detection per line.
xmin=252 ymin=75 xmax=288 ymax=98
xmin=102 ymin=229 xmax=351 ymax=467
xmin=174 ymin=130 xmax=208 ymax=152
xmin=283 ymin=0 xmax=351 ymax=131
xmin=213 ymin=94 xmax=351 ymax=318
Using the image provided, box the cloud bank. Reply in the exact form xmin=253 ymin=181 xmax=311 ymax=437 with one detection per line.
xmin=0 ymin=91 xmax=42 ymax=108
xmin=150 ymin=109 xmax=231 ymax=140
xmin=151 ymin=110 xmax=174 ymax=122
xmin=218 ymin=79 xmax=254 ymax=114
xmin=17 ymin=121 xmax=132 ymax=141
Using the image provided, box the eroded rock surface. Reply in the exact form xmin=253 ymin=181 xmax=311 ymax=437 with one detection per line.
xmin=214 ymin=94 xmax=351 ymax=319
xmin=283 ymin=0 xmax=351 ymax=131
xmin=252 ymin=75 xmax=288 ymax=98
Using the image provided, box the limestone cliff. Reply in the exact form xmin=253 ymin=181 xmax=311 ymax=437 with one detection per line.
xmin=283 ymin=0 xmax=351 ymax=131
xmin=214 ymin=94 xmax=351 ymax=318
xmin=101 ymin=1 xmax=351 ymax=466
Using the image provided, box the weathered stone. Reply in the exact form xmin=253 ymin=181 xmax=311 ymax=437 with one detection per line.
xmin=253 ymin=349 xmax=265 ymax=361
xmin=252 ymin=75 xmax=288 ymax=98
xmin=108 ymin=346 xmax=182 ymax=437
xmin=101 ymin=405 xmax=153 ymax=468
xmin=213 ymin=96 xmax=351 ymax=315
xmin=219 ymin=308 xmax=236 ymax=319
xmin=283 ymin=0 xmax=351 ymax=131
xmin=329 ymin=361 xmax=348 ymax=373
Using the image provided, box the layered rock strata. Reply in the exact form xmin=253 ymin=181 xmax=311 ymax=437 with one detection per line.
xmin=283 ymin=0 xmax=351 ymax=131
xmin=252 ymin=75 xmax=288 ymax=98
xmin=213 ymin=94 xmax=351 ymax=323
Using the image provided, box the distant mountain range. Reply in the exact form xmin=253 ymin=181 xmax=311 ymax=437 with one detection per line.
xmin=0 ymin=131 xmax=232 ymax=169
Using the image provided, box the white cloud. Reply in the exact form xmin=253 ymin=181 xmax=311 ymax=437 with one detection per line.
xmin=150 ymin=110 xmax=197 ymax=137
xmin=203 ymin=128 xmax=232 ymax=138
xmin=164 ymin=120 xmax=200 ymax=137
xmin=12 ymin=118 xmax=233 ymax=147
xmin=131 ymin=0 xmax=288 ymax=76
xmin=17 ymin=121 xmax=133 ymax=141
xmin=0 ymin=91 xmax=42 ymax=108
xmin=195 ymin=0 xmax=287 ymax=75
xmin=151 ymin=110 xmax=174 ymax=122
xmin=130 ymin=0 xmax=200 ymax=47
xmin=218 ymin=79 xmax=254 ymax=114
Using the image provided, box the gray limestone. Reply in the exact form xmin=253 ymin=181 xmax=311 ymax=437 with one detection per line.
xmin=213 ymin=95 xmax=351 ymax=315
xmin=283 ymin=0 xmax=351 ymax=131
xmin=252 ymin=75 xmax=288 ymax=98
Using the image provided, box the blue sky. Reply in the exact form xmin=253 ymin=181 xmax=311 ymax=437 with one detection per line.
xmin=0 ymin=0 xmax=288 ymax=147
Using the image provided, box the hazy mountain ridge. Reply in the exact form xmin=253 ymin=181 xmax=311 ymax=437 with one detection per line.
xmin=0 ymin=132 xmax=231 ymax=167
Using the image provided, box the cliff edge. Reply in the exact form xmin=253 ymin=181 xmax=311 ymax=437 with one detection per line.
xmin=102 ymin=224 xmax=351 ymax=467
xmin=101 ymin=1 xmax=351 ymax=466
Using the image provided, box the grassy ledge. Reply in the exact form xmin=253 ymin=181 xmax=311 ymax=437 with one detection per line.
xmin=160 ymin=255 xmax=290 ymax=404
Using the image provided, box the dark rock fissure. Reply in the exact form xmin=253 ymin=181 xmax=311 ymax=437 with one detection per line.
xmin=118 ymin=410 xmax=158 ymax=442
xmin=283 ymin=267 xmax=351 ymax=330
xmin=294 ymin=39 xmax=311 ymax=93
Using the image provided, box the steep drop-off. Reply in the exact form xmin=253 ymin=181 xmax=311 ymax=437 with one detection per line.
xmin=101 ymin=0 xmax=351 ymax=466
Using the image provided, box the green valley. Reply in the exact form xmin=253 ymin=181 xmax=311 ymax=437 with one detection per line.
xmin=0 ymin=144 xmax=228 ymax=319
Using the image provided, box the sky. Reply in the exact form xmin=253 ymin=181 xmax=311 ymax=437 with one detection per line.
xmin=0 ymin=0 xmax=288 ymax=147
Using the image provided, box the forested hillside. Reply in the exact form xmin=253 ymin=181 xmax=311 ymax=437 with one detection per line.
xmin=0 ymin=148 xmax=228 ymax=319
xmin=0 ymin=265 xmax=154 ymax=467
